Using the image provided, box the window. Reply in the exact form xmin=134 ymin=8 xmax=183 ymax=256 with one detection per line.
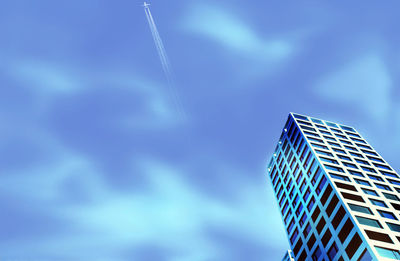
xmin=342 ymin=162 xmax=358 ymax=169
xmin=391 ymin=203 xmax=400 ymax=211
xmin=293 ymin=238 xmax=302 ymax=256
xmin=325 ymin=165 xmax=344 ymax=172
xmin=368 ymin=175 xmax=383 ymax=181
xmin=348 ymin=169 xmax=364 ymax=177
xmin=298 ymin=250 xmax=307 ymax=261
xmin=322 ymin=228 xmax=332 ymax=247
xmin=293 ymin=194 xmax=299 ymax=206
xmin=311 ymin=118 xmax=322 ymax=124
xmin=387 ymin=222 xmax=400 ymax=232
xmin=311 ymin=206 xmax=321 ymax=222
xmin=351 ymin=137 xmax=366 ymax=144
xmin=359 ymin=249 xmax=373 ymax=261
xmin=304 ymin=223 xmax=311 ymax=238
xmin=388 ymin=179 xmax=400 ymax=186
xmin=357 ymin=143 xmax=372 ymax=150
xmin=341 ymin=125 xmax=355 ymax=132
xmin=355 ymin=158 xmax=369 ymax=165
xmin=308 ymin=136 xmax=324 ymax=143
xmin=319 ymin=129 xmax=330 ymax=134
xmin=332 ymin=148 xmax=345 ymax=154
xmin=311 ymin=167 xmax=322 ymax=185
xmin=316 ymin=176 xmax=326 ymax=194
xmin=367 ymin=156 xmax=384 ymax=163
xmin=324 ymin=135 xmax=337 ymax=141
xmin=331 ymin=128 xmax=344 ymax=134
xmin=284 ymin=209 xmax=292 ymax=224
xmin=298 ymin=119 xmax=312 ymax=126
xmin=370 ymin=199 xmax=387 ymax=208
xmin=332 ymin=206 xmax=346 ymax=229
xmin=335 ymin=181 xmax=357 ymax=192
xmin=383 ymin=192 xmax=399 ymax=201
xmin=373 ymin=163 xmax=392 ymax=170
xmin=328 ymin=141 xmax=341 ymax=148
xmin=345 ymin=233 xmax=362 ymax=259
xmin=290 ymin=228 xmax=299 ymax=244
xmin=341 ymin=192 xmax=365 ymax=203
xmin=348 ymin=203 xmax=372 ymax=214
xmin=316 ymin=217 xmax=326 ymax=234
xmin=316 ymin=150 xmax=333 ymax=157
xmin=330 ymin=173 xmax=350 ymax=181
xmin=339 ymin=139 xmax=352 ymax=145
xmin=311 ymin=143 xmax=328 ymax=150
xmin=355 ymin=179 xmax=371 ymax=187
xmin=328 ymin=242 xmax=338 ymax=261
xmin=300 ymin=180 xmax=306 ymax=192
xmin=362 ymin=149 xmax=378 ymax=156
xmin=326 ymin=122 xmax=338 ymax=128
xmin=375 ymin=183 xmax=392 ymax=191
xmin=365 ymin=230 xmax=393 ymax=243
xmin=300 ymin=212 xmax=307 ymax=227
xmin=289 ymin=186 xmax=295 ymax=199
xmin=344 ymin=145 xmax=358 ymax=151
xmin=375 ymin=246 xmax=400 ymax=259
xmin=321 ymin=185 xmax=333 ymax=206
xmin=320 ymin=157 xmax=338 ymax=164
xmin=287 ymin=219 xmax=295 ymax=234
xmin=349 ymin=151 xmax=363 ymax=158
xmin=312 ymin=247 xmax=322 ymax=261
xmin=326 ymin=196 xmax=339 ymax=217
xmin=304 ymin=188 xmax=311 ymax=202
xmin=346 ymin=132 xmax=361 ymax=138
xmin=296 ymin=203 xmax=303 ymax=216
xmin=380 ymin=170 xmax=399 ymax=178
xmin=307 ymin=233 xmax=316 ymax=250
xmin=356 ymin=216 xmax=382 ymax=228
xmin=362 ymin=188 xmax=378 ymax=196
xmin=361 ymin=166 xmax=376 ymax=173
xmin=293 ymin=114 xmax=308 ymax=120
xmin=338 ymin=218 xmax=353 ymax=243
xmin=379 ymin=210 xmax=398 ymax=220
xmin=307 ymin=196 xmax=315 ymax=211
xmin=335 ymin=133 xmax=347 ymax=139
xmin=282 ymin=201 xmax=289 ymax=215
xmin=337 ymin=154 xmax=351 ymax=161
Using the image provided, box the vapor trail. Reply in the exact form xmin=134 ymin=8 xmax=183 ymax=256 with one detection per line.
xmin=143 ymin=2 xmax=185 ymax=119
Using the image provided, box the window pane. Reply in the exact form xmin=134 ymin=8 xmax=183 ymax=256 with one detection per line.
xmin=356 ymin=216 xmax=382 ymax=228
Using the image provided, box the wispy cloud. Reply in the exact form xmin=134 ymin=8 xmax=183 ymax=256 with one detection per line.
xmin=315 ymin=53 xmax=392 ymax=123
xmin=181 ymin=4 xmax=294 ymax=63
xmin=2 ymin=155 xmax=286 ymax=259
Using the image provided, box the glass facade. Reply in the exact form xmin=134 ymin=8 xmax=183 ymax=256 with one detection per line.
xmin=268 ymin=113 xmax=400 ymax=261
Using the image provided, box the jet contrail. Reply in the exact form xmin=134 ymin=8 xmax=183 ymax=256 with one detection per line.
xmin=143 ymin=2 xmax=185 ymax=119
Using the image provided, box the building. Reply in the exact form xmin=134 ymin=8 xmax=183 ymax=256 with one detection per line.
xmin=268 ymin=113 xmax=400 ymax=261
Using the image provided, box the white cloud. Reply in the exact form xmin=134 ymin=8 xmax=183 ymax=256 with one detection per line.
xmin=181 ymin=4 xmax=294 ymax=63
xmin=315 ymin=53 xmax=392 ymax=123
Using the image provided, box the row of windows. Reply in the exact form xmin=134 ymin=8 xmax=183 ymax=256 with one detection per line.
xmin=302 ymin=127 xmax=373 ymax=152
xmin=303 ymin=129 xmax=391 ymax=173
xmin=293 ymin=113 xmax=357 ymax=134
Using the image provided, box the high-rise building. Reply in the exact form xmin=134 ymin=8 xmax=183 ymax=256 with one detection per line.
xmin=268 ymin=113 xmax=400 ymax=261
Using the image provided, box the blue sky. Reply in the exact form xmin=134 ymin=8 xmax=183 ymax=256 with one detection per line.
xmin=2 ymin=0 xmax=400 ymax=260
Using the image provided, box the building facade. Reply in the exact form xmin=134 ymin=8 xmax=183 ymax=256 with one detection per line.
xmin=268 ymin=113 xmax=400 ymax=260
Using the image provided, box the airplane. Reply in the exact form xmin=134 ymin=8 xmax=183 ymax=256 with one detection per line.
xmin=143 ymin=2 xmax=150 ymax=8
